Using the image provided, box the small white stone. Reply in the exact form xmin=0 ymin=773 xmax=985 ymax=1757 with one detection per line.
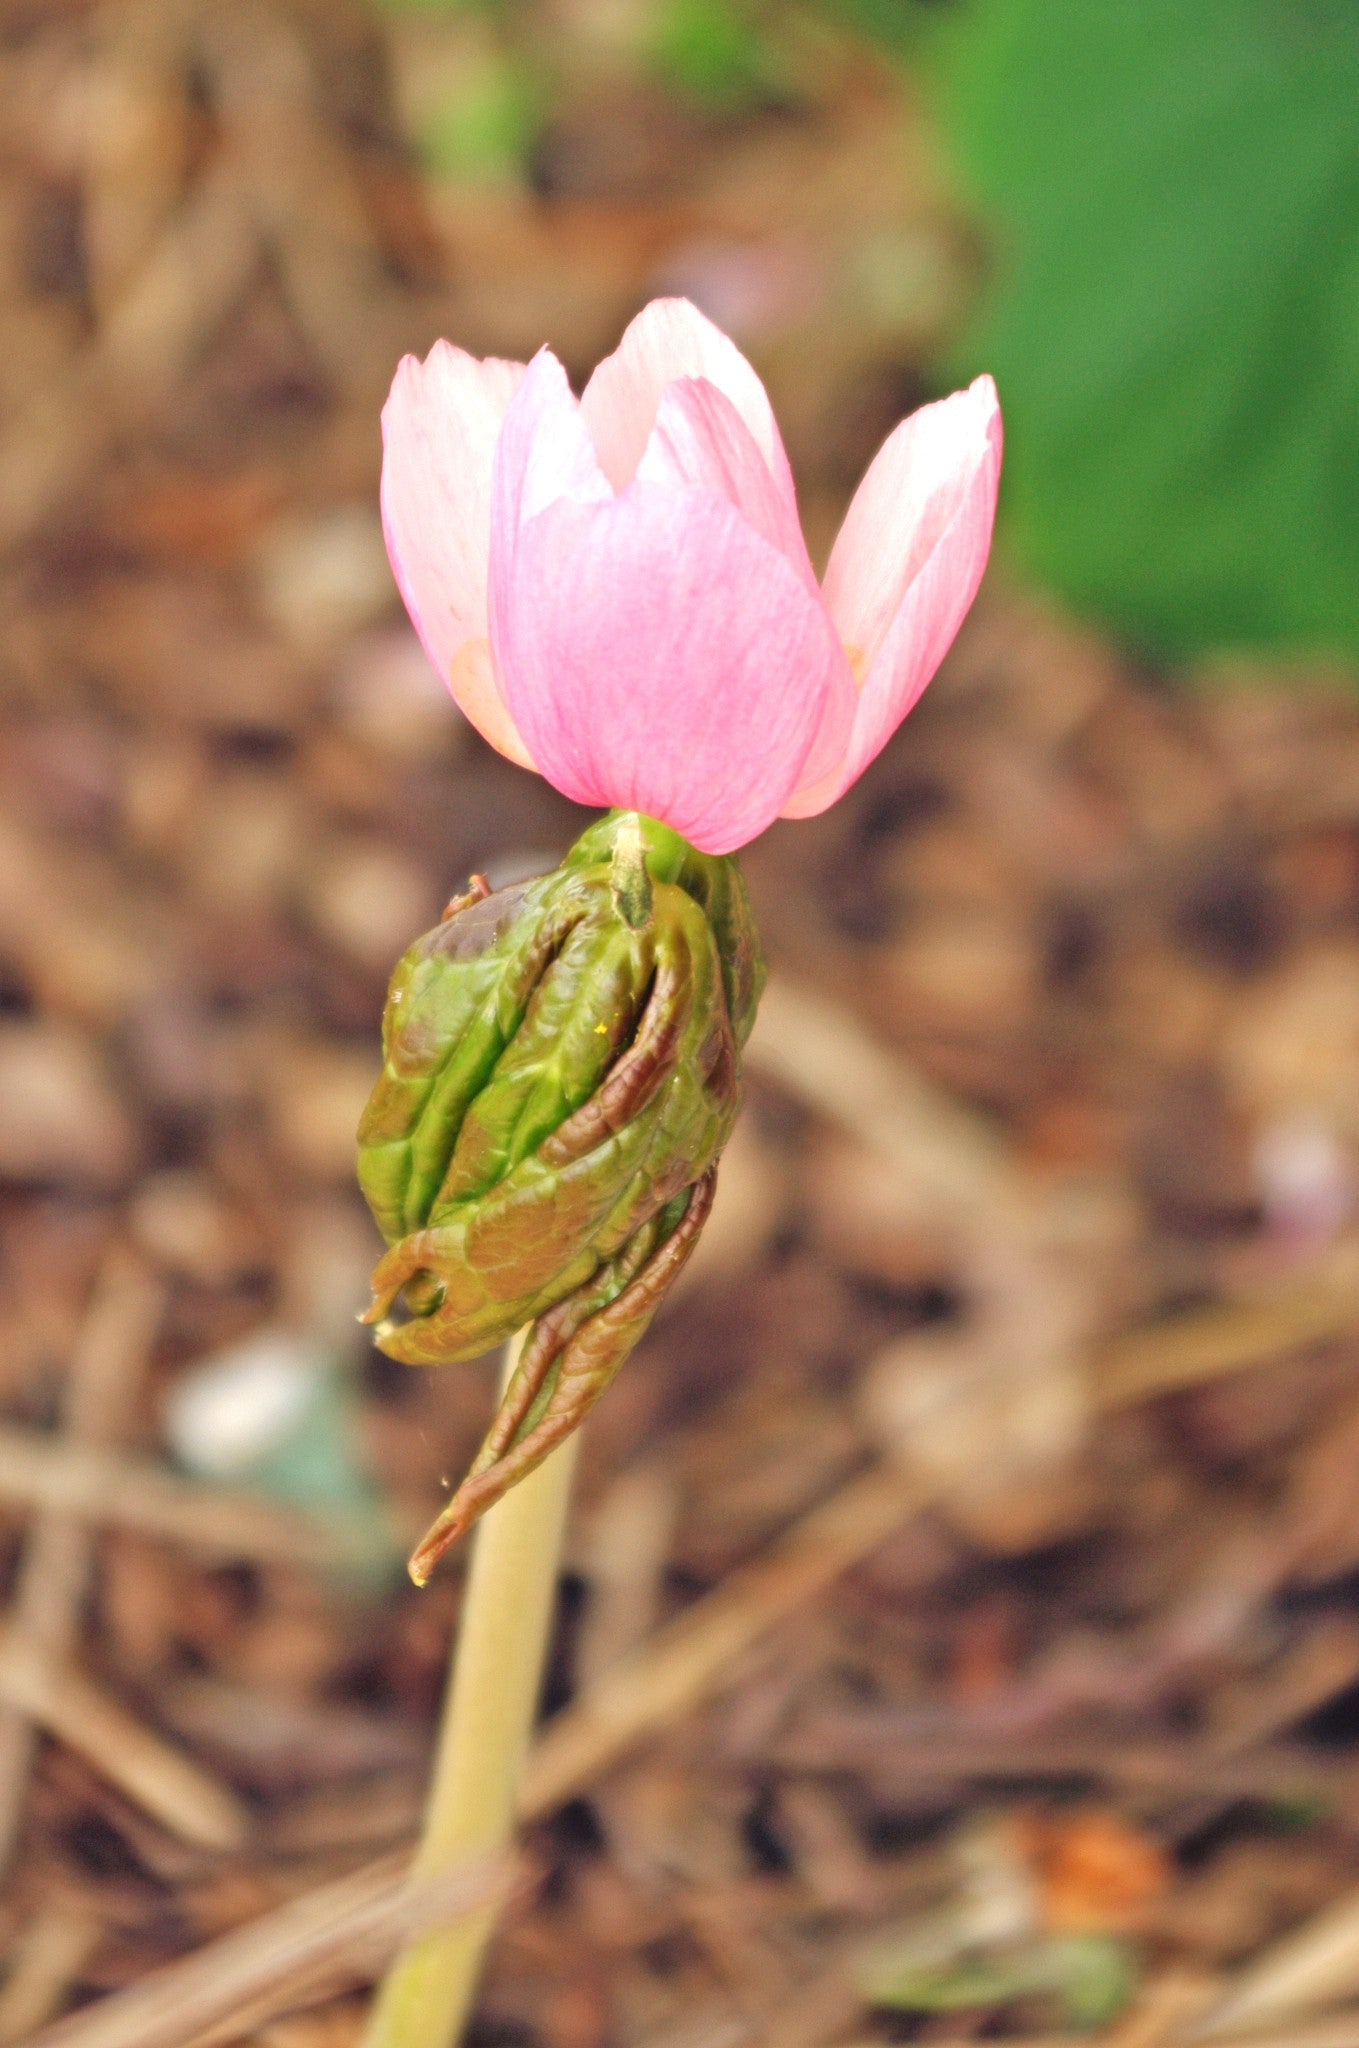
xmin=1254 ymin=1110 xmax=1354 ymax=1247
xmin=165 ymin=1330 xmax=325 ymax=1478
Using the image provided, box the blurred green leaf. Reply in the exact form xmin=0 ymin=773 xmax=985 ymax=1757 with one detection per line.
xmin=864 ymin=1930 xmax=1138 ymax=2031
xmin=418 ymin=52 xmax=542 ymax=181
xmin=820 ymin=0 xmax=934 ymax=55
xmin=929 ymin=0 xmax=1359 ymax=664
xmin=1263 ymin=1793 xmax=1332 ymax=1832
xmin=372 ymin=0 xmax=509 ymax=16
xmin=650 ymin=0 xmax=775 ymax=109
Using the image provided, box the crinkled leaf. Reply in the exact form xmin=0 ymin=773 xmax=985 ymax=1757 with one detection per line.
xmin=355 ymin=813 xmax=761 ymax=1567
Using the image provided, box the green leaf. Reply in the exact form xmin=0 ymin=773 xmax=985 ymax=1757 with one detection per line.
xmin=650 ymin=0 xmax=776 ymax=109
xmin=928 ymin=0 xmax=1359 ymax=664
xmin=418 ymin=52 xmax=541 ymax=182
xmin=864 ymin=1931 xmax=1138 ymax=2031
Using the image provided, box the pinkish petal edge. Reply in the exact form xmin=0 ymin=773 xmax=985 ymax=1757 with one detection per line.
xmin=492 ymin=348 xmax=611 ymax=542
xmin=380 ymin=341 xmax=536 ymax=766
xmin=784 ymin=378 xmax=1001 ymax=816
xmin=580 ymin=297 xmax=796 ymax=504
xmin=822 ymin=376 xmax=1000 ymax=672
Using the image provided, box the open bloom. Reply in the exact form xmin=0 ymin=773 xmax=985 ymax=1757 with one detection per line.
xmin=381 ymin=298 xmax=1001 ymax=855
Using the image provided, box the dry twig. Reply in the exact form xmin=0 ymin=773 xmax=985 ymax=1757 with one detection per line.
xmin=0 ymin=1423 xmax=344 ymax=1563
xmin=0 ymin=1247 xmax=165 ymax=1866
xmin=1097 ymin=1244 xmax=1359 ymax=1407
xmin=197 ymin=2 xmax=413 ymax=401
xmin=0 ymin=1904 xmax=102 ymax=2046
xmin=747 ymin=975 xmax=1012 ymax=1229
xmin=0 ymin=1637 xmax=247 ymax=1850
xmin=26 ymin=1854 xmax=503 ymax=2048
xmin=0 ymin=165 xmax=257 ymax=553
xmin=1193 ymin=1881 xmax=1359 ymax=2039
xmin=0 ymin=1245 xmax=248 ymax=1853
xmin=520 ymin=1463 xmax=928 ymax=1820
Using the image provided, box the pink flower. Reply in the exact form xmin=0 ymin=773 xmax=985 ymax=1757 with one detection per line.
xmin=381 ymin=299 xmax=1001 ymax=856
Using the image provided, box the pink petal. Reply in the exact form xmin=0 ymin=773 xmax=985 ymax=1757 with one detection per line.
xmin=637 ymin=375 xmax=815 ymax=583
xmin=380 ymin=342 xmax=534 ymax=763
xmin=784 ymin=377 xmax=1002 ymax=817
xmin=490 ymin=479 xmax=851 ymax=854
xmin=580 ymin=297 xmax=797 ymax=505
xmin=493 ymin=347 xmax=612 ymax=535
xmin=822 ymin=376 xmax=1001 ymax=669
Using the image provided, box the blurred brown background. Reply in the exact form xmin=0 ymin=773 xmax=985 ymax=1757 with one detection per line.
xmin=4 ymin=3 xmax=1359 ymax=2044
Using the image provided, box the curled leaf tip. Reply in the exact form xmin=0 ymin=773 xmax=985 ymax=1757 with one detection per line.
xmin=407 ymin=1168 xmax=716 ymax=1582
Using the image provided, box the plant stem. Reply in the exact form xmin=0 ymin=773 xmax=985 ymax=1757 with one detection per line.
xmin=363 ymin=1334 xmax=579 ymax=2048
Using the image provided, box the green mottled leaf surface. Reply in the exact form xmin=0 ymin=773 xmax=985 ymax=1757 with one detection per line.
xmin=356 ymin=810 xmax=759 ymax=1368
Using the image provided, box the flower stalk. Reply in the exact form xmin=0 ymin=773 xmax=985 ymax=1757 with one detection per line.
xmin=362 ymin=1335 xmax=578 ymax=2048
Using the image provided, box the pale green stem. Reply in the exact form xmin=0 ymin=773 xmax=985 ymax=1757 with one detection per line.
xmin=363 ymin=1334 xmax=579 ymax=2048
